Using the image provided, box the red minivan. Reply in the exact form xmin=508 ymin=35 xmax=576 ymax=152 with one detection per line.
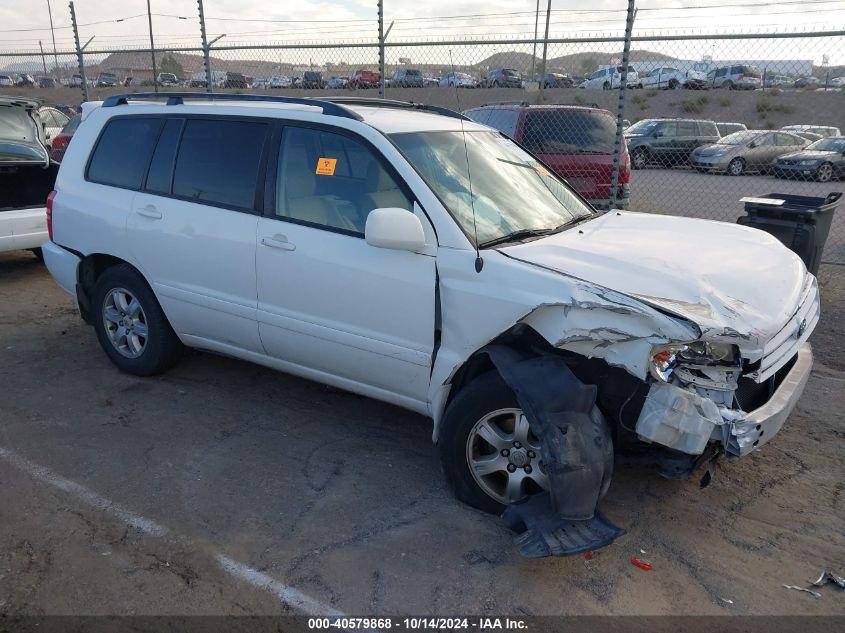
xmin=463 ymin=104 xmax=630 ymax=208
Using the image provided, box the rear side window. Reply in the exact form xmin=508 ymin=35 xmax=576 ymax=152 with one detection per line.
xmin=172 ymin=118 xmax=268 ymax=210
xmin=678 ymin=121 xmax=697 ymax=136
xmin=698 ymin=121 xmax=718 ymax=136
xmin=87 ymin=117 xmax=163 ymax=190
xmin=145 ymin=118 xmax=184 ymax=195
xmin=522 ymin=110 xmax=616 ymax=154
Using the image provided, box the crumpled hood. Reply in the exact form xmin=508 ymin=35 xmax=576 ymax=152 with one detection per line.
xmin=501 ymin=211 xmax=808 ymax=347
xmin=0 ymin=96 xmax=49 ymax=166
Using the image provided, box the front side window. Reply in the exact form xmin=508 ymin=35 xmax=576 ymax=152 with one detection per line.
xmin=172 ymin=118 xmax=268 ymax=210
xmin=391 ymin=130 xmax=593 ymax=247
xmin=275 ymin=126 xmax=411 ymax=235
xmin=87 ymin=117 xmax=163 ymax=190
xmin=658 ymin=121 xmax=677 ymax=137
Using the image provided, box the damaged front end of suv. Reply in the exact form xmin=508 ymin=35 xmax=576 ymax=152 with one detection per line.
xmin=430 ymin=210 xmax=818 ymax=558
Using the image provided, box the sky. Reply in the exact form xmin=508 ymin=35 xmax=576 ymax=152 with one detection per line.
xmin=1 ymin=1 xmax=844 ymax=65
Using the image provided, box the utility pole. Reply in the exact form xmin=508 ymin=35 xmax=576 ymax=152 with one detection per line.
xmin=147 ymin=0 xmax=158 ymax=92
xmin=198 ymin=0 xmax=212 ymax=93
xmin=378 ymin=0 xmax=385 ymax=97
xmin=531 ymin=0 xmax=539 ymax=83
xmin=46 ymin=0 xmax=59 ymax=73
xmin=609 ymin=0 xmax=637 ymax=210
xmin=69 ymin=1 xmax=88 ymax=102
xmin=537 ymin=0 xmax=552 ymax=101
xmin=39 ymin=41 xmax=48 ymax=75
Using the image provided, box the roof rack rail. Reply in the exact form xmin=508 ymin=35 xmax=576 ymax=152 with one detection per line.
xmin=100 ymin=92 xmax=362 ymax=121
xmin=320 ymin=96 xmax=471 ymax=121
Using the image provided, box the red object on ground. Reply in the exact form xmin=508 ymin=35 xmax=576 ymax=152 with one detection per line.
xmin=631 ymin=556 xmax=653 ymax=571
xmin=584 ymin=551 xmax=594 ymax=560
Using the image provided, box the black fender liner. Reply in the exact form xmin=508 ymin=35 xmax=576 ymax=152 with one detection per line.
xmin=481 ymin=345 xmax=625 ymax=557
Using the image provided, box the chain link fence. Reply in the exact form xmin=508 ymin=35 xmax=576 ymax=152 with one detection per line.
xmin=2 ymin=26 xmax=844 ymax=263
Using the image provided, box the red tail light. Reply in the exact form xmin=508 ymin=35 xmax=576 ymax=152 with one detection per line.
xmin=738 ymin=73 xmax=745 ymax=81
xmin=46 ymin=190 xmax=56 ymax=241
xmin=51 ymin=134 xmax=70 ymax=152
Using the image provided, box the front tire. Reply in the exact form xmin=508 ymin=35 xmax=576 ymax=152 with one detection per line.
xmin=727 ymin=157 xmax=745 ymax=176
xmin=30 ymin=247 xmax=44 ymax=262
xmin=816 ymin=162 xmax=834 ymax=182
xmin=631 ymin=147 xmax=649 ymax=170
xmin=92 ymin=264 xmax=182 ymax=376
xmin=439 ymin=371 xmax=551 ymax=514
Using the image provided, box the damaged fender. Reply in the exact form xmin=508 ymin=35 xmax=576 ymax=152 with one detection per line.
xmin=428 ymin=248 xmax=699 ymax=440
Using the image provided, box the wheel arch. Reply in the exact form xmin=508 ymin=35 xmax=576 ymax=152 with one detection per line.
xmin=76 ymin=253 xmax=151 ymax=324
xmin=432 ymin=323 xmax=650 ymax=447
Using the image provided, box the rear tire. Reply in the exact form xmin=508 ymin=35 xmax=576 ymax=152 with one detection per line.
xmin=92 ymin=264 xmax=182 ymax=376
xmin=602 ymin=81 xmax=611 ymax=91
xmin=30 ymin=248 xmax=44 ymax=262
xmin=722 ymin=80 xmax=734 ymax=90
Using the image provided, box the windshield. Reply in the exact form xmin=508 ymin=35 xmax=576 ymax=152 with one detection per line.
xmin=808 ymin=137 xmax=845 ymax=152
xmin=523 ymin=110 xmax=616 ymax=154
xmin=718 ymin=131 xmax=758 ymax=145
xmin=626 ymin=120 xmax=661 ymax=135
xmin=391 ymin=130 xmax=593 ymax=247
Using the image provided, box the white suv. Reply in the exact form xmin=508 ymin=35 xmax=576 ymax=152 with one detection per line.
xmin=43 ymin=93 xmax=816 ymax=519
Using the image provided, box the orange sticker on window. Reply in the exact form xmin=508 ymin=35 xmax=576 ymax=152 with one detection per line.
xmin=315 ymin=157 xmax=337 ymax=176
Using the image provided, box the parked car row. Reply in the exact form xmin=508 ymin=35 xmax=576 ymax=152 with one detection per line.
xmin=620 ymin=116 xmax=843 ymax=181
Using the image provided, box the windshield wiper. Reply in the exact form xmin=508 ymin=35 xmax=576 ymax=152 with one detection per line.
xmin=479 ymin=228 xmax=555 ymax=248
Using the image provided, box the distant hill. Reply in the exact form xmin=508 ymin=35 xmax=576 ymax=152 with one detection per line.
xmin=475 ymin=49 xmax=679 ymax=74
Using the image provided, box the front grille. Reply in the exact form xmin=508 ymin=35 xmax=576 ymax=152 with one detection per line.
xmin=735 ymin=353 xmax=797 ymax=411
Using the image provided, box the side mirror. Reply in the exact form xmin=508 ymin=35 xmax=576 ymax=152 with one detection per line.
xmin=365 ymin=208 xmax=426 ymax=252
xmin=749 ymin=141 xmax=759 ymax=148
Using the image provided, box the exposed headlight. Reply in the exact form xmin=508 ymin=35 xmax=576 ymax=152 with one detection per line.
xmin=649 ymin=341 xmax=739 ymax=382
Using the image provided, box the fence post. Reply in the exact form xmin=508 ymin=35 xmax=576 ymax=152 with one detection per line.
xmin=69 ymin=1 xmax=88 ymax=102
xmin=39 ymin=41 xmax=48 ymax=75
xmin=197 ymin=0 xmax=212 ymax=93
xmin=378 ymin=0 xmax=385 ymax=97
xmin=610 ymin=0 xmax=637 ymax=210
xmin=537 ymin=0 xmax=551 ymax=101
xmin=146 ymin=0 xmax=158 ymax=93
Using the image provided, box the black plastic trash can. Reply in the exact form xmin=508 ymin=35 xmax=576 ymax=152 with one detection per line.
xmin=737 ymin=192 xmax=841 ymax=276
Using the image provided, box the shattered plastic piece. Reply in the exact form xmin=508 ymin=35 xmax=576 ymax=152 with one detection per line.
xmin=783 ymin=585 xmax=822 ymax=599
xmin=720 ymin=598 xmax=734 ymax=605
xmin=502 ymin=494 xmax=624 ymax=557
xmin=812 ymin=571 xmax=845 ymax=589
xmin=631 ymin=556 xmax=653 ymax=571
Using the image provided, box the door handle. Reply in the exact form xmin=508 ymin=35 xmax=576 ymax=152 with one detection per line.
xmin=261 ymin=235 xmax=296 ymax=251
xmin=136 ymin=205 xmax=162 ymax=219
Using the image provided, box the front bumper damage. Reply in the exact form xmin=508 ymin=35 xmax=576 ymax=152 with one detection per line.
xmin=635 ymin=343 xmax=813 ymax=458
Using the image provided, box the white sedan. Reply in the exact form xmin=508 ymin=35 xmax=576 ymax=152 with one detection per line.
xmin=38 ymin=106 xmax=71 ymax=147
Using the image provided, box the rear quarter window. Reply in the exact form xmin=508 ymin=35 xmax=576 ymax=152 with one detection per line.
xmin=698 ymin=121 xmax=719 ymax=136
xmin=86 ymin=117 xmax=163 ymax=190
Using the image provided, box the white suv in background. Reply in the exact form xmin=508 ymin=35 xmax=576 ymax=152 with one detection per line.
xmin=43 ymin=93 xmax=816 ymax=519
xmin=579 ymin=66 xmax=641 ymax=90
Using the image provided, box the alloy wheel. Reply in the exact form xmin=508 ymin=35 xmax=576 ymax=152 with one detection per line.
xmin=102 ymin=287 xmax=148 ymax=358
xmin=466 ymin=408 xmax=549 ymax=505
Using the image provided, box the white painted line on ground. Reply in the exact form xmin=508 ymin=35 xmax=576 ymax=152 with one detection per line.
xmin=0 ymin=446 xmax=168 ymax=537
xmin=216 ymin=553 xmax=345 ymax=617
xmin=0 ymin=445 xmax=345 ymax=618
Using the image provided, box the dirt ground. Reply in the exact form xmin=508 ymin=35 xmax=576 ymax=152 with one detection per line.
xmin=0 ymin=251 xmax=844 ymax=618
